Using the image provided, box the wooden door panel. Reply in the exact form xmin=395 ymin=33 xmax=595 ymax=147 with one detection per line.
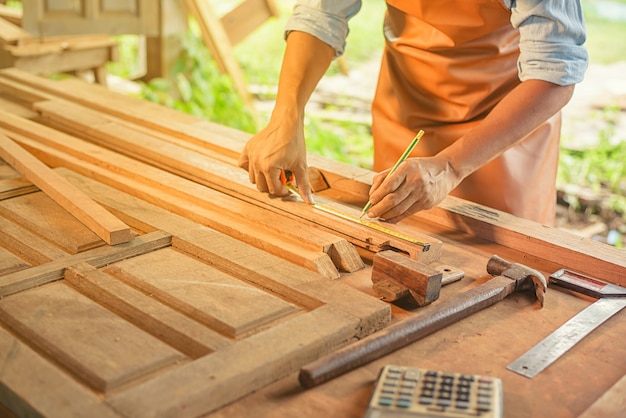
xmin=0 ymin=171 xmax=390 ymax=416
xmin=0 ymin=281 xmax=186 ymax=393
xmin=22 ymin=0 xmax=159 ymax=37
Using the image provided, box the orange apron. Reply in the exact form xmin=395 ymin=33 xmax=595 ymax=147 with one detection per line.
xmin=371 ymin=0 xmax=560 ymax=225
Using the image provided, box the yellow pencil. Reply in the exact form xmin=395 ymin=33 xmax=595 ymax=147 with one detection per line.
xmin=359 ymin=130 xmax=425 ymax=218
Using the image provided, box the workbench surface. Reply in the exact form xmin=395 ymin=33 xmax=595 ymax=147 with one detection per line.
xmin=207 ymin=229 xmax=626 ymax=418
xmin=0 ymin=69 xmax=624 ymax=418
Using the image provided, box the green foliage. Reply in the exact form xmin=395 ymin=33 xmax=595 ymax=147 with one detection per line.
xmin=558 ymin=105 xmax=626 ymax=218
xmin=139 ymin=25 xmax=257 ymax=134
xmin=304 ymin=119 xmax=373 ymax=169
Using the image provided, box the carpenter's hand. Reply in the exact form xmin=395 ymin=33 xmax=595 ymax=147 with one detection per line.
xmin=238 ymin=114 xmax=314 ymax=204
xmin=365 ymin=156 xmax=461 ymax=223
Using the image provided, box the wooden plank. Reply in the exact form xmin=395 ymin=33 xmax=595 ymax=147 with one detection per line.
xmin=31 ymin=99 xmax=439 ymax=262
xmin=0 ymin=133 xmax=132 ymax=245
xmin=221 ymin=0 xmax=279 ymax=45
xmin=0 ymin=17 xmax=31 ymax=45
xmin=0 ymin=230 xmax=171 ymax=297
xmin=0 ymin=109 xmax=363 ymax=276
xmin=414 ymin=198 xmax=626 ymax=286
xmin=0 ymin=327 xmax=120 ymax=418
xmin=0 ymin=95 xmax=38 ymax=118
xmin=0 ymin=213 xmax=70 ymax=264
xmin=0 ymin=73 xmax=57 ymax=105
xmin=0 ymin=282 xmax=185 ymax=393
xmin=0 ymin=191 xmax=105 ymax=254
xmin=0 ymin=5 xmax=22 ymax=27
xmin=0 ymin=177 xmax=38 ymax=200
xmin=0 ymin=246 xmax=29 ymax=276
xmin=180 ymin=0 xmax=254 ymax=108
xmin=65 ymin=262 xmax=232 ymax=358
xmin=107 ymin=304 xmax=360 ymax=418
xmin=105 ymin=247 xmax=301 ymax=338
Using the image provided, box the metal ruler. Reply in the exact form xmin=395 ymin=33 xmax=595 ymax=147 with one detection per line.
xmin=284 ymin=182 xmax=431 ymax=251
xmin=507 ymin=282 xmax=626 ymax=379
xmin=313 ymin=203 xmax=431 ymax=251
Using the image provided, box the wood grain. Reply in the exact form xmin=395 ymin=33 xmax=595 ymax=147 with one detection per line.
xmin=0 ymin=133 xmax=132 ymax=245
xmin=0 ymin=282 xmax=185 ymax=392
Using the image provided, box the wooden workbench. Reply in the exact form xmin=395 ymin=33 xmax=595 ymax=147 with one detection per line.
xmin=0 ymin=69 xmax=624 ymax=418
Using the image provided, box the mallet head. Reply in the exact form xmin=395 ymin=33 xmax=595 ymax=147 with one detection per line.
xmin=486 ymin=255 xmax=547 ymax=306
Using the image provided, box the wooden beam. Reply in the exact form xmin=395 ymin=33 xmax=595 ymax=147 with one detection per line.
xmin=0 ymin=133 xmax=132 ymax=245
xmin=180 ymin=0 xmax=255 ymax=110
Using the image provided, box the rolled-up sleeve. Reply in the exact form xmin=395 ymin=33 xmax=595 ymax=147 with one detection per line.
xmin=504 ymin=0 xmax=589 ymax=85
xmin=285 ymin=0 xmax=362 ymax=57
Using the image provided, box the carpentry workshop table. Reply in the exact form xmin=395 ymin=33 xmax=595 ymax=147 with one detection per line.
xmin=0 ymin=69 xmax=624 ymax=418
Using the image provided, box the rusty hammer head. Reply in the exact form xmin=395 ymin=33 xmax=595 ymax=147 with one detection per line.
xmin=487 ymin=255 xmax=547 ymax=307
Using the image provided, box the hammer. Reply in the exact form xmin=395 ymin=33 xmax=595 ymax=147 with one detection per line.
xmin=299 ymin=255 xmax=546 ymax=388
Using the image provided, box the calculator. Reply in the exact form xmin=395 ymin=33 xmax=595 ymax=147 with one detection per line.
xmin=363 ymin=365 xmax=503 ymax=418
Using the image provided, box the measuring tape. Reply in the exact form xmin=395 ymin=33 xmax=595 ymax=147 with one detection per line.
xmin=284 ymin=182 xmax=430 ymax=251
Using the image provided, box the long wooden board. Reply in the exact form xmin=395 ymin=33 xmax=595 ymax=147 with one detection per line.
xmin=31 ymin=99 xmax=441 ymax=262
xmin=0 ymin=133 xmax=132 ymax=245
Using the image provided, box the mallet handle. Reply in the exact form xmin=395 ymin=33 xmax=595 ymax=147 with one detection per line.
xmin=299 ymin=275 xmax=516 ymax=388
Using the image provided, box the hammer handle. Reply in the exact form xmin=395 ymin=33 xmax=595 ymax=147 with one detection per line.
xmin=299 ymin=275 xmax=516 ymax=388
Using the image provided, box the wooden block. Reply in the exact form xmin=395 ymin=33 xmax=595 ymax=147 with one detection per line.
xmin=0 ymin=133 xmax=132 ymax=245
xmin=0 ymin=282 xmax=185 ymax=393
xmin=371 ymin=250 xmax=442 ymax=306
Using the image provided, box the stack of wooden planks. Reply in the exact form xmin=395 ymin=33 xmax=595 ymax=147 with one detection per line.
xmin=1 ymin=68 xmax=625 ymax=417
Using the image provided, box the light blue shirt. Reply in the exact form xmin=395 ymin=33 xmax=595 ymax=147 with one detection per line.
xmin=285 ymin=0 xmax=588 ymax=86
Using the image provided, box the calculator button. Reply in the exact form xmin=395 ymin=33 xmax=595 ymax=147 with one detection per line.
xmin=378 ymin=396 xmax=394 ymax=407
xmin=396 ymin=398 xmax=412 ymax=408
xmin=403 ymin=369 xmax=420 ymax=382
xmin=437 ymin=397 xmax=452 ymax=407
